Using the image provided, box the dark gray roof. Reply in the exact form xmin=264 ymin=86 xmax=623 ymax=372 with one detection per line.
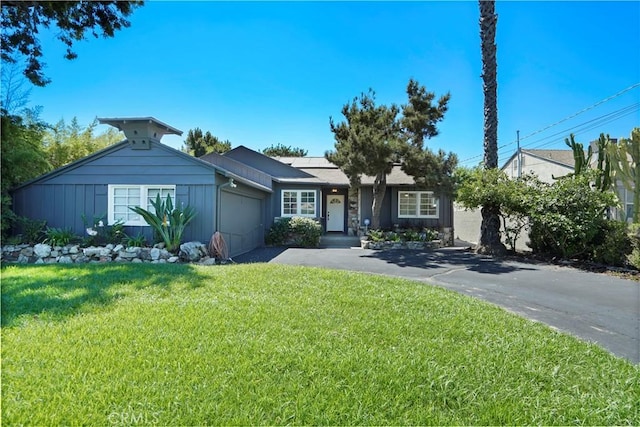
xmin=11 ymin=140 xmax=272 ymax=193
xmin=223 ymin=146 xmax=314 ymax=179
xmin=274 ymin=156 xmax=416 ymax=186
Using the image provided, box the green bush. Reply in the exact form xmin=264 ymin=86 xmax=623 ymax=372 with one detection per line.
xmin=627 ymin=223 xmax=640 ymax=270
xmin=265 ymin=218 xmax=291 ymax=246
xmin=289 ymin=216 xmax=322 ymax=247
xmin=591 ymin=220 xmax=631 ymax=266
xmin=527 ymin=173 xmax=617 ymax=259
xmin=265 ymin=217 xmax=322 ymax=248
xmin=367 ymin=229 xmax=386 ymax=242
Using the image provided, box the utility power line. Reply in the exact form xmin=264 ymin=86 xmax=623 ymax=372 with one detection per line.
xmin=459 ymin=82 xmax=640 ymax=166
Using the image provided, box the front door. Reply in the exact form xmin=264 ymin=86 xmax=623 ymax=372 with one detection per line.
xmin=326 ymin=194 xmax=345 ymax=232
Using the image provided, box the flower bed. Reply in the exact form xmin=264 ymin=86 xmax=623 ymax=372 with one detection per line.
xmin=360 ymin=228 xmax=446 ymax=250
xmin=360 ymin=239 xmax=443 ymax=250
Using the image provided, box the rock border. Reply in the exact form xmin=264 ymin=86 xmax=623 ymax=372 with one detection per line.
xmin=1 ymin=241 xmax=218 ymax=265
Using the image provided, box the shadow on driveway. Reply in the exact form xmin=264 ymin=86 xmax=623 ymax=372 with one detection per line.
xmin=362 ymin=248 xmax=537 ymax=275
xmin=235 ymin=246 xmax=537 ymax=277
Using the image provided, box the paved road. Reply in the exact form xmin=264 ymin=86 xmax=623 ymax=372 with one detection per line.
xmin=235 ymin=246 xmax=640 ymax=364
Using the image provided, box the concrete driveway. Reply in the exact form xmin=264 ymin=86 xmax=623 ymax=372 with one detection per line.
xmin=235 ymin=246 xmax=640 ymax=364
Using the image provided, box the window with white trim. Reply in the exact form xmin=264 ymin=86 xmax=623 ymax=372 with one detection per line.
xmin=398 ymin=191 xmax=439 ymax=218
xmin=108 ymin=185 xmax=176 ymax=226
xmin=281 ymin=190 xmax=316 ymax=217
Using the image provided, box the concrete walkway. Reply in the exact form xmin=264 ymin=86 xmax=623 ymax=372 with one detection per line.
xmin=235 ymin=245 xmax=640 ymax=364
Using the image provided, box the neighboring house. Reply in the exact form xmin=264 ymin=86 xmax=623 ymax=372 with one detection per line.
xmin=501 ymin=149 xmax=575 ymax=181
xmin=11 ymin=117 xmax=454 ymax=256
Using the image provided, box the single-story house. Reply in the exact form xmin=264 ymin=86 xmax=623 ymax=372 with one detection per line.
xmin=11 ymin=117 xmax=454 ymax=256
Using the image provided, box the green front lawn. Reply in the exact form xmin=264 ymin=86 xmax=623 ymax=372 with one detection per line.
xmin=2 ymin=264 xmax=638 ymax=425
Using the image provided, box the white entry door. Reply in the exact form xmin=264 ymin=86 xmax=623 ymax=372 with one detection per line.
xmin=326 ymin=194 xmax=345 ymax=232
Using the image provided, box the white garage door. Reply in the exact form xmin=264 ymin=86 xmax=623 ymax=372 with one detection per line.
xmin=219 ymin=191 xmax=263 ymax=256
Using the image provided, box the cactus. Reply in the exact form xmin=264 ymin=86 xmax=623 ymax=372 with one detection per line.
xmin=609 ymin=128 xmax=640 ymax=222
xmin=594 ymin=133 xmax=613 ymax=192
xmin=553 ymin=133 xmax=591 ymax=179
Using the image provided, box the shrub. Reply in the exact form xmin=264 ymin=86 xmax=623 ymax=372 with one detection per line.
xmin=401 ymin=229 xmax=420 ymax=242
xmin=265 ymin=218 xmax=291 ymax=246
xmin=367 ymin=229 xmax=386 ymax=242
xmin=265 ymin=217 xmax=322 ymax=248
xmin=591 ymin=220 xmax=631 ymax=266
xmin=422 ymin=228 xmax=440 ymax=242
xmin=289 ymin=216 xmax=322 ymax=247
xmin=43 ymin=227 xmax=76 ymax=246
xmin=627 ymin=223 xmax=640 ymax=270
xmin=527 ymin=173 xmax=617 ymax=259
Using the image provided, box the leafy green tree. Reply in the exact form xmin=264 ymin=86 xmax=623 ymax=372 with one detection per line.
xmin=400 ymin=78 xmax=450 ymax=148
xmin=1 ymin=61 xmax=31 ymax=115
xmin=610 ymin=127 xmax=640 ymax=222
xmin=456 ymin=167 xmax=533 ymax=251
xmin=262 ymin=143 xmax=308 ymax=157
xmin=400 ymin=79 xmax=456 ymax=196
xmin=328 ymin=81 xmax=453 ymax=230
xmin=1 ymin=1 xmax=143 ymax=86
xmin=1 ymin=109 xmax=50 ymax=238
xmin=42 ymin=117 xmax=123 ymax=169
xmin=327 ymin=89 xmax=401 ymax=229
xmin=477 ymin=0 xmax=505 ymax=255
xmin=183 ymin=128 xmax=231 ymax=157
xmin=458 ymin=167 xmax=627 ymax=263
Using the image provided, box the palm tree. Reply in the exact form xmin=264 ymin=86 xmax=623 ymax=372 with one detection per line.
xmin=477 ymin=0 xmax=506 ymax=255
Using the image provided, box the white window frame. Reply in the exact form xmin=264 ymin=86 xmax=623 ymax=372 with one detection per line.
xmin=398 ymin=191 xmax=439 ymax=219
xmin=281 ymin=189 xmax=316 ymax=217
xmin=107 ymin=185 xmax=176 ymax=226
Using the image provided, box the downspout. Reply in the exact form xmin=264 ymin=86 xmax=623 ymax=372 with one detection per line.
xmin=216 ymin=178 xmax=236 ymax=231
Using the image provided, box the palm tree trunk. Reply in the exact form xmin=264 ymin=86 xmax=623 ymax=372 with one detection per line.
xmin=477 ymin=0 xmax=506 ymax=255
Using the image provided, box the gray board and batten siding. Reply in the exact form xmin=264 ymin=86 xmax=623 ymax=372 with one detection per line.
xmin=11 ymin=140 xmax=270 ymax=255
xmin=359 ymin=186 xmax=453 ymax=230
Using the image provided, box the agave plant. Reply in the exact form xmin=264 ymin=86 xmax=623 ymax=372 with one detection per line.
xmin=129 ymin=193 xmax=197 ymax=252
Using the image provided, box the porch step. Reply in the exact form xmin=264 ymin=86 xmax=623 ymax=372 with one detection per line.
xmin=319 ymin=234 xmax=361 ymax=248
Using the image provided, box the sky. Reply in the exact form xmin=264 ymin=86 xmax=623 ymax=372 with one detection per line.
xmin=14 ymin=0 xmax=640 ymax=167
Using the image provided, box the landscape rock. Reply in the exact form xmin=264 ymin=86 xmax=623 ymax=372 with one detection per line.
xmin=34 ymin=243 xmax=52 ymax=258
xmin=150 ymin=247 xmax=161 ymax=260
xmin=179 ymin=241 xmax=208 ymax=262
xmin=1 ymin=242 xmax=216 ymax=266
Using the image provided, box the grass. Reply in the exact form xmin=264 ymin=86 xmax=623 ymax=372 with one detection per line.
xmin=1 ymin=263 xmax=638 ymax=425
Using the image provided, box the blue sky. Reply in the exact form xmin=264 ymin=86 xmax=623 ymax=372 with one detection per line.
xmin=23 ymin=1 xmax=640 ymax=166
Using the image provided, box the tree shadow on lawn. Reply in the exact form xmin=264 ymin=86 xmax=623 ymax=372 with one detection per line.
xmin=1 ymin=263 xmax=206 ymax=327
xmin=361 ymin=248 xmax=538 ymax=275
